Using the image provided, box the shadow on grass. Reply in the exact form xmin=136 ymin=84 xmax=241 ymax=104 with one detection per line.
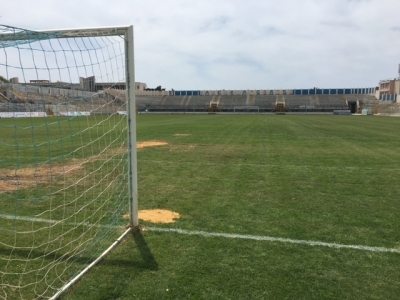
xmin=130 ymin=227 xmax=158 ymax=271
xmin=0 ymin=228 xmax=158 ymax=272
xmin=93 ymin=227 xmax=158 ymax=271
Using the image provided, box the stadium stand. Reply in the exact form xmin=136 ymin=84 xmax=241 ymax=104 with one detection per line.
xmin=254 ymin=95 xmax=276 ymax=110
xmin=0 ymin=80 xmax=382 ymax=114
xmin=219 ymin=95 xmax=247 ymax=110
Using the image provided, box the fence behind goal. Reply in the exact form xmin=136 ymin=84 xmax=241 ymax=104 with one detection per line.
xmin=233 ymin=106 xmax=260 ymax=114
xmin=0 ymin=25 xmax=137 ymax=299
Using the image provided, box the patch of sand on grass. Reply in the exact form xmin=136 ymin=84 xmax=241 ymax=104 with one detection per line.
xmin=0 ymin=181 xmax=20 ymax=192
xmin=0 ymin=164 xmax=84 ymax=192
xmin=0 ymin=141 xmax=168 ymax=193
xmin=137 ymin=141 xmax=168 ymax=149
xmin=123 ymin=209 xmax=180 ymax=223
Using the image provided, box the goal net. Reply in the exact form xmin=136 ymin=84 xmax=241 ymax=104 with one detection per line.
xmin=0 ymin=25 xmax=137 ymax=299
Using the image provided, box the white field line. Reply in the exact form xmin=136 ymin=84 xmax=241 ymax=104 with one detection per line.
xmin=1 ymin=214 xmax=399 ymax=254
xmin=146 ymin=227 xmax=400 ymax=254
xmin=0 ymin=213 xmax=117 ymax=229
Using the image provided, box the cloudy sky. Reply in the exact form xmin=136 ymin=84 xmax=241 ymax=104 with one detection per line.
xmin=2 ymin=0 xmax=400 ymax=90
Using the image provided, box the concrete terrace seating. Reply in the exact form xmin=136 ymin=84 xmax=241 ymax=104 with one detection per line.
xmin=163 ymin=96 xmax=183 ymax=105
xmin=132 ymin=93 xmax=379 ymax=112
xmin=187 ymin=96 xmax=212 ymax=107
xmin=285 ymin=95 xmax=347 ymax=110
xmin=0 ymin=88 xmax=9 ymax=103
xmin=254 ymin=95 xmax=276 ymax=109
xmin=136 ymin=96 xmax=163 ymax=107
xmin=285 ymin=95 xmax=311 ymax=109
xmin=137 ymin=93 xmax=379 ymax=112
xmin=1 ymin=85 xmax=101 ymax=106
xmin=318 ymin=95 xmax=346 ymax=108
xmin=138 ymin=95 xmax=210 ymax=111
xmin=219 ymin=95 xmax=247 ymax=109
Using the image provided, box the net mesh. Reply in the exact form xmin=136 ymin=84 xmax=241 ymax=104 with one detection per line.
xmin=0 ymin=24 xmax=130 ymax=299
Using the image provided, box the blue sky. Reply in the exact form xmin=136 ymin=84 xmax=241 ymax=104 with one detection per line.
xmin=2 ymin=0 xmax=400 ymax=90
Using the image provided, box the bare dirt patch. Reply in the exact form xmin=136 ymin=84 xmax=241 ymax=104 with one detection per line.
xmin=0 ymin=164 xmax=84 ymax=192
xmin=0 ymin=181 xmax=20 ymax=192
xmin=137 ymin=141 xmax=168 ymax=149
xmin=123 ymin=209 xmax=180 ymax=223
xmin=0 ymin=141 xmax=168 ymax=193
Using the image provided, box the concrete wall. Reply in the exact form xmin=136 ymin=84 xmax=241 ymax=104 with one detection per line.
xmin=135 ymin=82 xmax=147 ymax=91
xmin=395 ymin=80 xmax=400 ymax=98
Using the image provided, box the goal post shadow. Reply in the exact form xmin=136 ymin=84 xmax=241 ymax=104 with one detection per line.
xmin=131 ymin=227 xmax=159 ymax=271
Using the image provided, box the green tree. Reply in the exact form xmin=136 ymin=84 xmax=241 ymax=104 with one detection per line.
xmin=0 ymin=75 xmax=9 ymax=83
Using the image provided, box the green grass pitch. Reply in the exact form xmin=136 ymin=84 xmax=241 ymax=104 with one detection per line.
xmin=2 ymin=114 xmax=400 ymax=299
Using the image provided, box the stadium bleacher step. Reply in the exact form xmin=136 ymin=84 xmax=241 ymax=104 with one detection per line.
xmin=181 ymin=95 xmax=192 ymax=106
xmin=0 ymin=89 xmax=9 ymax=102
xmin=160 ymin=95 xmax=167 ymax=105
xmin=246 ymin=94 xmax=255 ymax=106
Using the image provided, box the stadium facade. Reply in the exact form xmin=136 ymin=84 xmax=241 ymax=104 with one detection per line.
xmin=1 ymin=75 xmax=400 ymax=115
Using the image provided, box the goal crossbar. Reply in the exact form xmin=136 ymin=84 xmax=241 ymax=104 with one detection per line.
xmin=0 ymin=25 xmax=131 ymax=41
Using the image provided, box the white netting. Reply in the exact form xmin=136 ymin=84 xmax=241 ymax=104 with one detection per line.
xmin=0 ymin=25 xmax=131 ymax=299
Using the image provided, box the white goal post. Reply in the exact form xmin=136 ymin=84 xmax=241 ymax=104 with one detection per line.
xmin=233 ymin=106 xmax=260 ymax=114
xmin=0 ymin=25 xmax=137 ymax=299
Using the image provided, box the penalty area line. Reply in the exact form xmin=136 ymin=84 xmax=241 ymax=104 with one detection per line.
xmin=146 ymin=227 xmax=400 ymax=254
xmin=2 ymin=214 xmax=399 ymax=254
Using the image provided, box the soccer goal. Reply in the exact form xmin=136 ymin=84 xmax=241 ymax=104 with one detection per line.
xmin=233 ymin=106 xmax=260 ymax=114
xmin=0 ymin=25 xmax=137 ymax=299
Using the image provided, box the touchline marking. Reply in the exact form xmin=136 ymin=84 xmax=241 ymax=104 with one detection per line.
xmin=147 ymin=227 xmax=400 ymax=254
xmin=1 ymin=214 xmax=399 ymax=254
xmin=0 ymin=213 xmax=120 ymax=229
